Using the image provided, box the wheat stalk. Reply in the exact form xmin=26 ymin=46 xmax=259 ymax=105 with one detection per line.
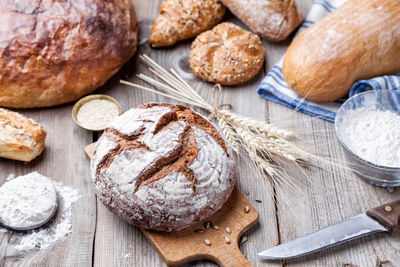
xmin=120 ymin=54 xmax=313 ymax=188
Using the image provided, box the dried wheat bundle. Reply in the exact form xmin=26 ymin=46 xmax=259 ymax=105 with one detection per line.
xmin=120 ymin=54 xmax=315 ymax=190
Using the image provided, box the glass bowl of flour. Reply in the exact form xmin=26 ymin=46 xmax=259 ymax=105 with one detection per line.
xmin=335 ymin=90 xmax=400 ymax=187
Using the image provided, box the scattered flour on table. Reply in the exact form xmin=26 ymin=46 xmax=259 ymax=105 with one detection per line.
xmin=0 ymin=172 xmax=81 ymax=252
xmin=6 ymin=173 xmax=15 ymax=181
xmin=340 ymin=107 xmax=400 ymax=167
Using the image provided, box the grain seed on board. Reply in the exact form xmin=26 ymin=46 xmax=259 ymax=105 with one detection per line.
xmin=241 ymin=236 xmax=248 ymax=243
xmin=225 ymin=236 xmax=231 ymax=244
xmin=213 ymin=225 xmax=219 ymax=230
xmin=225 ymin=227 xmax=231 ymax=234
xmin=255 ymin=198 xmax=262 ymax=203
xmin=204 ymin=239 xmax=212 ymax=246
xmin=205 ymin=221 xmax=211 ymax=229
xmin=244 ymin=206 xmax=250 ymax=213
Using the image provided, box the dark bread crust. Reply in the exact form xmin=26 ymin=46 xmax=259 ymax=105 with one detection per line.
xmin=92 ymin=103 xmax=235 ymax=231
xmin=140 ymin=103 xmax=228 ymax=154
xmin=0 ymin=0 xmax=138 ymax=108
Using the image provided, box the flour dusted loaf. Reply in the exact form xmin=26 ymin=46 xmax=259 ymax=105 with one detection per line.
xmin=221 ymin=0 xmax=302 ymax=41
xmin=0 ymin=108 xmax=46 ymax=162
xmin=0 ymin=0 xmax=138 ymax=108
xmin=149 ymin=0 xmax=225 ymax=47
xmin=91 ymin=103 xmax=236 ymax=231
xmin=190 ymin=22 xmax=264 ymax=85
xmin=282 ymin=0 xmax=400 ymax=102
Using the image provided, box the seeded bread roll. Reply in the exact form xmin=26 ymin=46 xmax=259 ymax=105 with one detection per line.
xmin=221 ymin=0 xmax=303 ymax=41
xmin=0 ymin=0 xmax=138 ymax=108
xmin=190 ymin=22 xmax=264 ymax=85
xmin=0 ymin=108 xmax=46 ymax=162
xmin=91 ymin=103 xmax=236 ymax=231
xmin=149 ymin=0 xmax=225 ymax=47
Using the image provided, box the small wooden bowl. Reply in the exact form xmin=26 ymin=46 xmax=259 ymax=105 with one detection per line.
xmin=72 ymin=94 xmax=122 ymax=132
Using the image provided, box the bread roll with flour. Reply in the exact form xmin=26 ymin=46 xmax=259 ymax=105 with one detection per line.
xmin=221 ymin=0 xmax=303 ymax=41
xmin=0 ymin=108 xmax=46 ymax=162
xmin=282 ymin=0 xmax=400 ymax=102
xmin=91 ymin=103 xmax=236 ymax=231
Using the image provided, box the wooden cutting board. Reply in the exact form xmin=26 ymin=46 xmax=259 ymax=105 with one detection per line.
xmin=85 ymin=143 xmax=258 ymax=266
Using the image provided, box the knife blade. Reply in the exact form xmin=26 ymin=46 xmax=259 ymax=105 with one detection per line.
xmin=258 ymin=200 xmax=400 ymax=260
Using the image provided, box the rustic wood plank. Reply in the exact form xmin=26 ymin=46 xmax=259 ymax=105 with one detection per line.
xmin=0 ymin=105 xmax=96 ymax=267
xmin=263 ymin=1 xmax=400 ymax=266
xmin=2 ymin=0 xmax=397 ymax=266
xmin=267 ymin=104 xmax=400 ymax=267
xmin=92 ymin=1 xmax=280 ymax=267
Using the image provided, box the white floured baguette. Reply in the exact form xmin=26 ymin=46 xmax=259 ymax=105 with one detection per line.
xmin=0 ymin=108 xmax=46 ymax=162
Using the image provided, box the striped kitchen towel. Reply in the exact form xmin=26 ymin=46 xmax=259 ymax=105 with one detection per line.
xmin=257 ymin=0 xmax=400 ymax=122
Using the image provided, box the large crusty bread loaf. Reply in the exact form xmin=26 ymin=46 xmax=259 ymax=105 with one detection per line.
xmin=282 ymin=0 xmax=400 ymax=102
xmin=0 ymin=0 xmax=138 ymax=108
xmin=149 ymin=0 xmax=225 ymax=47
xmin=221 ymin=0 xmax=303 ymax=42
xmin=0 ymin=108 xmax=46 ymax=162
xmin=91 ymin=103 xmax=235 ymax=231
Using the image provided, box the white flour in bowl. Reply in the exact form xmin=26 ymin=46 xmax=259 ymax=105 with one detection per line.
xmin=0 ymin=172 xmax=81 ymax=253
xmin=0 ymin=172 xmax=57 ymax=229
xmin=77 ymin=99 xmax=119 ymax=130
xmin=340 ymin=107 xmax=400 ymax=167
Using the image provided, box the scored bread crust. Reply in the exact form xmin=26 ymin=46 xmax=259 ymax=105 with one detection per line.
xmin=190 ymin=22 xmax=265 ymax=85
xmin=0 ymin=108 xmax=46 ymax=162
xmin=149 ymin=0 xmax=225 ymax=47
xmin=91 ymin=103 xmax=236 ymax=232
xmin=0 ymin=0 xmax=138 ymax=108
xmin=221 ymin=0 xmax=303 ymax=42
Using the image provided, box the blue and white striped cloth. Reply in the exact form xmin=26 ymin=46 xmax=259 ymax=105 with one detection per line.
xmin=257 ymin=0 xmax=400 ymax=122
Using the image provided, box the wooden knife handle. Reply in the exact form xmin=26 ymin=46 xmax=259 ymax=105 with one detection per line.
xmin=366 ymin=200 xmax=400 ymax=232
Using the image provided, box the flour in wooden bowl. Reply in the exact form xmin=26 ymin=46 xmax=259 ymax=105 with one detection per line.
xmin=340 ymin=107 xmax=400 ymax=168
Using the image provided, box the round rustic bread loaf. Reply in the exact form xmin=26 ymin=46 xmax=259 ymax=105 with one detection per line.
xmin=91 ymin=103 xmax=236 ymax=231
xmin=190 ymin=22 xmax=264 ymax=85
xmin=0 ymin=0 xmax=138 ymax=108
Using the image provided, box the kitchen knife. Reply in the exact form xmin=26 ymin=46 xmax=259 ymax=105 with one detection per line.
xmin=258 ymin=200 xmax=400 ymax=260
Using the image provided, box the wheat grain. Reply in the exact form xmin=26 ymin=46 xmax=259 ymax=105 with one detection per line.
xmin=217 ymin=110 xmax=294 ymax=139
xmin=217 ymin=118 xmax=240 ymax=153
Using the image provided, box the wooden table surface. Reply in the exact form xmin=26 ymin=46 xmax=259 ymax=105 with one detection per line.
xmin=1 ymin=1 xmax=399 ymax=266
